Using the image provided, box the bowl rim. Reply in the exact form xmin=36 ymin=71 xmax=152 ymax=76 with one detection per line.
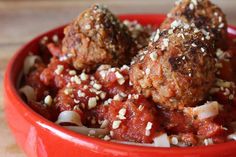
xmin=4 ymin=14 xmax=236 ymax=154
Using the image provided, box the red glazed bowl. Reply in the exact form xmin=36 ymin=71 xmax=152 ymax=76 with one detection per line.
xmin=4 ymin=14 xmax=236 ymax=157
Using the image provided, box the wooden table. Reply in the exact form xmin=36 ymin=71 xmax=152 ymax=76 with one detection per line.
xmin=0 ymin=0 xmax=235 ymax=156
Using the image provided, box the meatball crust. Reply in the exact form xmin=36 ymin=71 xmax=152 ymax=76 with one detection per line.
xmin=62 ymin=4 xmax=136 ymax=72
xmin=161 ymin=0 xmax=228 ymax=50
xmin=130 ymin=22 xmax=216 ymax=110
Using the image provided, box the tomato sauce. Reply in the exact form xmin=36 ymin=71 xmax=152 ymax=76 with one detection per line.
xmin=19 ymin=33 xmax=236 ymax=147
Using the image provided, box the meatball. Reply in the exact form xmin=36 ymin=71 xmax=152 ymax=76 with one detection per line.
xmin=62 ymin=4 xmax=136 ymax=72
xmin=161 ymin=0 xmax=228 ymax=50
xmin=129 ymin=22 xmax=216 ymax=110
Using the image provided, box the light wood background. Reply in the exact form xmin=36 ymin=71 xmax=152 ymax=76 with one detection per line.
xmin=0 ymin=0 xmax=236 ymax=156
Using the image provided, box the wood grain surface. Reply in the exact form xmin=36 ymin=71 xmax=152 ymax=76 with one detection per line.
xmin=0 ymin=0 xmax=236 ymax=156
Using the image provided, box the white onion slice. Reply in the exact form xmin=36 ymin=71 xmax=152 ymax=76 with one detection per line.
xmin=64 ymin=126 xmax=109 ymax=137
xmin=175 ymin=142 xmax=188 ymax=147
xmin=56 ymin=111 xmax=82 ymax=126
xmin=153 ymin=133 xmax=170 ymax=147
xmin=100 ymin=119 xmax=109 ymax=129
xmin=19 ymin=85 xmax=36 ymax=102
xmin=184 ymin=101 xmax=220 ymax=120
xmin=227 ymin=132 xmax=236 ymax=140
xmin=23 ymin=55 xmax=41 ymax=75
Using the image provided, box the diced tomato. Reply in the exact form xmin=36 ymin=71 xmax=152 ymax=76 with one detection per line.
xmin=212 ymin=136 xmax=227 ymax=144
xmin=26 ymin=63 xmax=48 ymax=101
xmin=197 ymin=121 xmax=225 ymax=138
xmin=98 ymin=96 xmax=160 ymax=143
xmin=226 ymin=40 xmax=236 ymax=83
xmin=95 ymin=67 xmax=132 ymax=97
xmin=40 ymin=58 xmax=72 ymax=88
xmin=180 ymin=133 xmax=198 ymax=146
xmin=211 ymin=87 xmax=236 ymax=106
xmin=159 ymin=109 xmax=195 ymax=134
xmin=54 ymin=77 xmax=106 ymax=111
xmin=54 ymin=88 xmax=76 ymax=113
xmin=217 ymin=60 xmax=235 ymax=82
xmin=47 ymin=43 xmax=63 ymax=57
xmin=215 ymin=105 xmax=236 ymax=124
xmin=29 ymin=101 xmax=53 ymax=120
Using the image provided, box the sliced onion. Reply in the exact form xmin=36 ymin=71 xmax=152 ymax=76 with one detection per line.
xmin=23 ymin=55 xmax=41 ymax=75
xmin=175 ymin=142 xmax=188 ymax=147
xmin=56 ymin=111 xmax=82 ymax=126
xmin=153 ymin=133 xmax=170 ymax=147
xmin=184 ymin=101 xmax=220 ymax=120
xmin=64 ymin=126 xmax=109 ymax=137
xmin=100 ymin=119 xmax=109 ymax=129
xmin=227 ymin=132 xmax=236 ymax=140
xmin=19 ymin=85 xmax=36 ymax=102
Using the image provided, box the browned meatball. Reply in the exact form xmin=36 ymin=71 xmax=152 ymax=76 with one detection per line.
xmin=62 ymin=4 xmax=136 ymax=72
xmin=161 ymin=0 xmax=228 ymax=50
xmin=129 ymin=22 xmax=216 ymax=110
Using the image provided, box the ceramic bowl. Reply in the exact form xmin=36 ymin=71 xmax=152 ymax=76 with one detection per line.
xmin=4 ymin=14 xmax=236 ymax=157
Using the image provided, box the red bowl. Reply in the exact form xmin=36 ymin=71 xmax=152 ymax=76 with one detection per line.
xmin=4 ymin=14 xmax=236 ymax=157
